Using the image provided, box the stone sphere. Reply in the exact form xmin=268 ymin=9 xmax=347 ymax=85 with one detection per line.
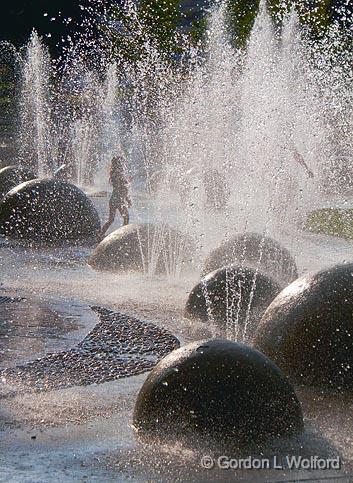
xmin=133 ymin=339 xmax=304 ymax=446
xmin=89 ymin=223 xmax=194 ymax=274
xmin=0 ymin=165 xmax=36 ymax=200
xmin=0 ymin=179 xmax=101 ymax=245
xmin=185 ymin=266 xmax=281 ymax=339
xmin=254 ymin=263 xmax=353 ymax=389
xmin=203 ymin=232 xmax=298 ymax=286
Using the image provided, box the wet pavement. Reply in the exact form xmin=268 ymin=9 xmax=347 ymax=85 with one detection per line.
xmin=1 ymin=194 xmax=353 ymax=481
xmin=1 ymin=307 xmax=179 ymax=393
xmin=0 ymin=292 xmax=96 ymax=368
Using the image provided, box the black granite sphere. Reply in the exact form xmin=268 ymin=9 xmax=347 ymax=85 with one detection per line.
xmin=254 ymin=263 xmax=353 ymax=389
xmin=0 ymin=179 xmax=101 ymax=245
xmin=203 ymin=232 xmax=298 ymax=286
xmin=89 ymin=223 xmax=194 ymax=274
xmin=185 ymin=266 xmax=281 ymax=339
xmin=0 ymin=165 xmax=36 ymax=200
xmin=133 ymin=339 xmax=304 ymax=446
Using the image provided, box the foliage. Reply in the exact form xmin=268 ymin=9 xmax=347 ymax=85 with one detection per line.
xmin=306 ymin=208 xmax=353 ymax=240
xmin=226 ymin=0 xmax=259 ymax=46
xmin=106 ymin=0 xmax=183 ymax=65
xmin=0 ymin=64 xmax=17 ymax=113
xmin=138 ymin=0 xmax=181 ymax=51
xmin=107 ymin=0 xmax=351 ymax=63
xmin=223 ymin=0 xmax=345 ymax=46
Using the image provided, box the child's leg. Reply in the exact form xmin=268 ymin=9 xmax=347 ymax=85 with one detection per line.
xmin=119 ymin=205 xmax=129 ymax=226
xmin=118 ymin=197 xmax=129 ymax=226
xmin=101 ymin=200 xmax=117 ymax=237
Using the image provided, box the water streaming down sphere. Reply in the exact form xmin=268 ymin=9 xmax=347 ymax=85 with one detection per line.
xmin=202 ymin=232 xmax=298 ymax=286
xmin=89 ymin=223 xmax=195 ymax=277
xmin=185 ymin=265 xmax=281 ymax=341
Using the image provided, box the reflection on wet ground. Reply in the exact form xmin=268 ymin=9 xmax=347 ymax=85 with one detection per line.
xmin=2 ymin=307 xmax=180 ymax=392
xmin=0 ymin=292 xmax=96 ymax=367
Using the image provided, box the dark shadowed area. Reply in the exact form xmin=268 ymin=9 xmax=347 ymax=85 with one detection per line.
xmin=0 ymin=0 xmax=92 ymax=54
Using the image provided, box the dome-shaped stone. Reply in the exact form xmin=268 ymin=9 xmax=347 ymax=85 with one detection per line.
xmin=133 ymin=339 xmax=304 ymax=446
xmin=185 ymin=266 xmax=281 ymax=340
xmin=254 ymin=263 xmax=353 ymax=389
xmin=0 ymin=179 xmax=100 ymax=245
xmin=0 ymin=164 xmax=36 ymax=200
xmin=89 ymin=223 xmax=194 ymax=274
xmin=203 ymin=232 xmax=298 ymax=286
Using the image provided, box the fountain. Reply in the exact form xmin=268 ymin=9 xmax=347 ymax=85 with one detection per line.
xmin=1 ymin=0 xmax=353 ymax=480
xmin=17 ymin=35 xmax=124 ymax=186
xmin=14 ymin=1 xmax=353 ymax=200
xmin=18 ymin=31 xmax=53 ymax=177
xmin=96 ymin=63 xmax=124 ymax=189
xmin=144 ymin=2 xmax=351 ymax=339
xmin=153 ymin=4 xmax=328 ymax=246
xmin=8 ymin=0 xmax=352 ymax=316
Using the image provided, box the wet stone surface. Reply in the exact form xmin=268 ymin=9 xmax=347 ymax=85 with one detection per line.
xmin=0 ymin=295 xmax=25 ymax=304
xmin=0 ymin=295 xmax=85 ymax=367
xmin=1 ymin=307 xmax=180 ymax=392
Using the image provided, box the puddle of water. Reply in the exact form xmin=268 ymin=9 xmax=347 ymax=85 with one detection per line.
xmin=0 ymin=294 xmax=98 ymax=368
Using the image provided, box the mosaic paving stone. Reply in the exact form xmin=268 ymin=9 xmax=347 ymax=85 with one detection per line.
xmin=1 ymin=307 xmax=180 ymax=392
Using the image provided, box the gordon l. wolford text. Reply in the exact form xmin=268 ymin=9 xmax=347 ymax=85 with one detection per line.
xmin=201 ymin=455 xmax=341 ymax=471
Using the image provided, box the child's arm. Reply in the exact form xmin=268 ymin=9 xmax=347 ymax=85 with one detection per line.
xmin=292 ymin=149 xmax=314 ymax=178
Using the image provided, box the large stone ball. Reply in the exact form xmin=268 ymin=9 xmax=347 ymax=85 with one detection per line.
xmin=133 ymin=339 xmax=304 ymax=446
xmin=0 ymin=179 xmax=101 ymax=245
xmin=254 ymin=263 xmax=353 ymax=389
xmin=0 ymin=165 xmax=36 ymax=200
xmin=185 ymin=266 xmax=281 ymax=339
xmin=203 ymin=232 xmax=298 ymax=286
xmin=89 ymin=223 xmax=194 ymax=274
